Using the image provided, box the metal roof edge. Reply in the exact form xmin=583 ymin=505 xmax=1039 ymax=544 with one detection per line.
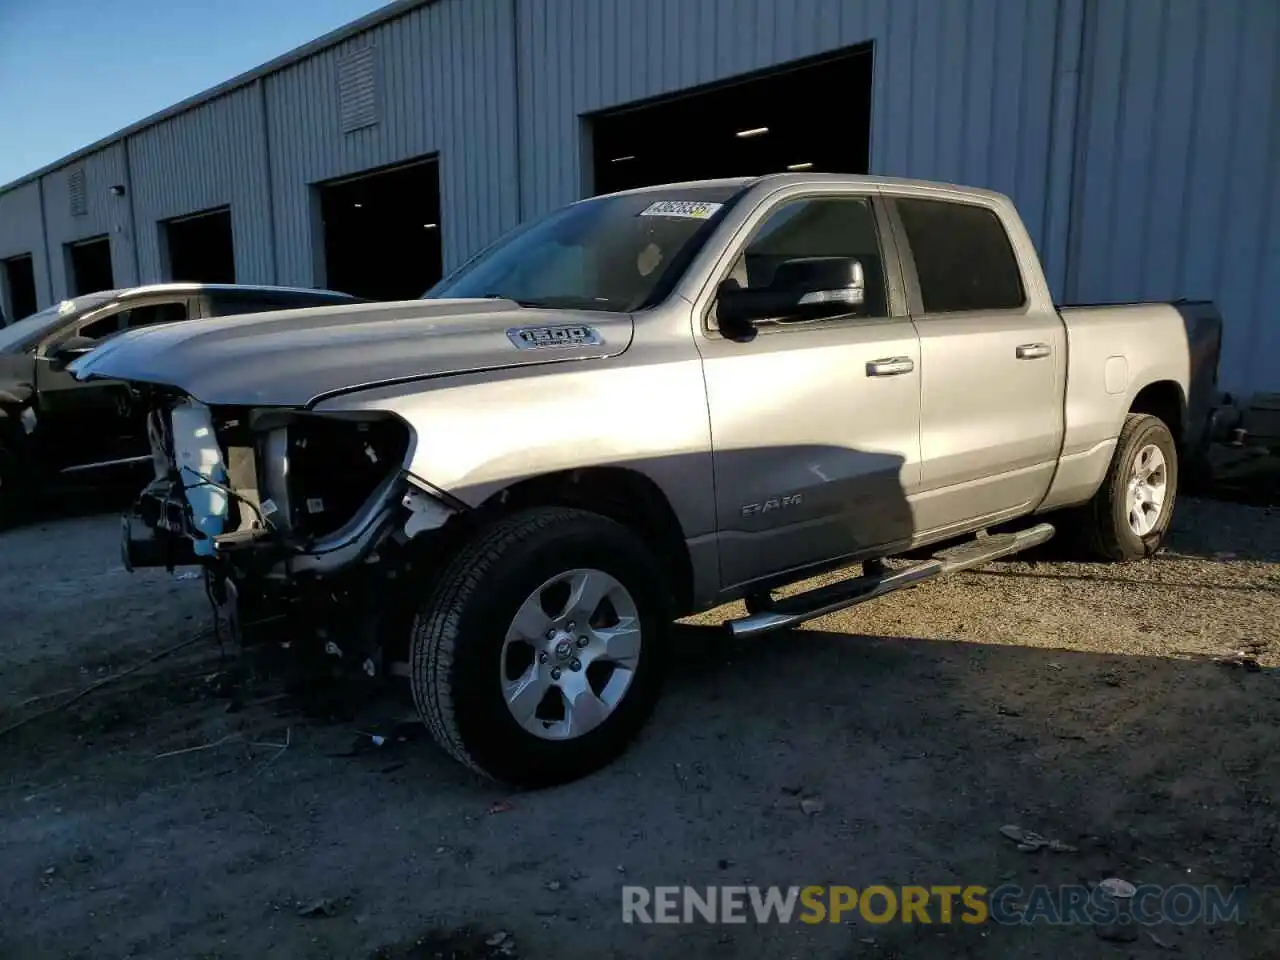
xmin=0 ymin=0 xmax=432 ymax=195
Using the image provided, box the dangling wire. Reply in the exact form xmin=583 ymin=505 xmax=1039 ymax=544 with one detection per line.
xmin=180 ymin=466 xmax=267 ymax=529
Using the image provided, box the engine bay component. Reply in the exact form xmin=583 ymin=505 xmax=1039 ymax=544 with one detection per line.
xmin=170 ymin=400 xmax=229 ymax=556
xmin=402 ymin=486 xmax=455 ymax=538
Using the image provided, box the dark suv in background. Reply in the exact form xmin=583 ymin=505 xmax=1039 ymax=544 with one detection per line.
xmin=0 ymin=283 xmax=361 ymax=525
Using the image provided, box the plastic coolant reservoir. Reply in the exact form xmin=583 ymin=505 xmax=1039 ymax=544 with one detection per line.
xmin=170 ymin=401 xmax=229 ymax=557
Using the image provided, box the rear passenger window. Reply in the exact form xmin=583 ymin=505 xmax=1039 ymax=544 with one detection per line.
xmin=209 ymin=296 xmax=278 ymax=317
xmin=209 ymin=295 xmax=343 ymax=317
xmin=896 ymin=199 xmax=1025 ymax=313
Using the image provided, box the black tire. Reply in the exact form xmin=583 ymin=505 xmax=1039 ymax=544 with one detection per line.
xmin=0 ymin=437 xmax=34 ymax=531
xmin=1083 ymin=413 xmax=1179 ymax=561
xmin=410 ymin=507 xmax=670 ymax=786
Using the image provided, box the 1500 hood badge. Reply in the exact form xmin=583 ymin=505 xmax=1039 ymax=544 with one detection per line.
xmin=507 ymin=325 xmax=604 ymax=350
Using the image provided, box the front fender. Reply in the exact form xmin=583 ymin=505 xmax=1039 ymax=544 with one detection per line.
xmin=310 ymin=352 xmax=717 ymax=542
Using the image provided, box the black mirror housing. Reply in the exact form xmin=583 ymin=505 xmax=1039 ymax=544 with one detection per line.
xmin=716 ymin=256 xmax=866 ymax=329
xmin=48 ymin=336 xmax=98 ymax=369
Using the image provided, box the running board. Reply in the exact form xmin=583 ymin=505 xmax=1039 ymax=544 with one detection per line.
xmin=725 ymin=522 xmax=1055 ymax=638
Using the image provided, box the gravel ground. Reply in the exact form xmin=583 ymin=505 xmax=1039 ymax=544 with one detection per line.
xmin=1 ymin=496 xmax=1278 ymax=959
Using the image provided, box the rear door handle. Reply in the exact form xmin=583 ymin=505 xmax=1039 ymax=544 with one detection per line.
xmin=866 ymin=357 xmax=915 ymax=377
xmin=1016 ymin=343 xmax=1051 ymax=360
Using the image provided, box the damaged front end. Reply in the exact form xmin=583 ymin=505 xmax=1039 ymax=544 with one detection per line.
xmin=124 ymin=390 xmax=462 ymax=675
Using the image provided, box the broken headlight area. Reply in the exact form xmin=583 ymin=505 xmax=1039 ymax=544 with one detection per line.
xmin=125 ymin=396 xmax=452 ymax=575
xmin=251 ymin=410 xmax=412 ymax=540
xmin=122 ymin=394 xmax=473 ymax=681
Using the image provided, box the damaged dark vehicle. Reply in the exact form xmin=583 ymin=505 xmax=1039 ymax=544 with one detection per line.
xmin=0 ymin=283 xmax=360 ymax=525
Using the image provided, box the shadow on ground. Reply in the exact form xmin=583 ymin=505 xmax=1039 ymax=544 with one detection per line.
xmin=2 ymin=613 xmax=1277 ymax=959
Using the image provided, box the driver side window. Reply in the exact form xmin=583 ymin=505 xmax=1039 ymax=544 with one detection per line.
xmin=77 ymin=309 xmax=126 ymax=341
xmin=726 ymin=196 xmax=888 ymax=319
xmin=78 ymin=299 xmax=188 ymax=342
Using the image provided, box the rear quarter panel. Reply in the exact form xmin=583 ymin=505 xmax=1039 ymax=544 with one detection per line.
xmin=1038 ymin=303 xmax=1191 ymax=511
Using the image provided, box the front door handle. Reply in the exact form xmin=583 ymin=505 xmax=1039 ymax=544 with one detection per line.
xmin=866 ymin=356 xmax=915 ymax=377
xmin=1016 ymin=343 xmax=1052 ymax=360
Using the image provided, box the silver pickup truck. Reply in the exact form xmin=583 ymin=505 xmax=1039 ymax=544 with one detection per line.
xmin=72 ymin=174 xmax=1223 ymax=785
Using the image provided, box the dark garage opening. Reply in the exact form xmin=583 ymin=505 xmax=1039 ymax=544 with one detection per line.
xmin=319 ymin=158 xmax=442 ymax=301
xmin=164 ymin=206 xmax=235 ymax=283
xmin=67 ymin=236 xmax=114 ymax=296
xmin=3 ymin=254 xmax=37 ymax=321
xmin=591 ymin=45 xmax=873 ymax=195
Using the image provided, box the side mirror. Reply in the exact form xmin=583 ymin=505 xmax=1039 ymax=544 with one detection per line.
xmin=717 ymin=256 xmax=866 ymax=330
xmin=48 ymin=336 xmax=98 ymax=369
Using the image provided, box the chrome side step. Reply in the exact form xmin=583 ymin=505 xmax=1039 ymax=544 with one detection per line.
xmin=725 ymin=522 xmax=1055 ymax=638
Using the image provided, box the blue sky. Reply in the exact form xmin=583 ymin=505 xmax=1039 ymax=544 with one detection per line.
xmin=0 ymin=0 xmax=388 ymax=185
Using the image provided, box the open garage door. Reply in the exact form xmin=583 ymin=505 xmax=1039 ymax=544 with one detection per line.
xmin=67 ymin=236 xmax=114 ymax=296
xmin=2 ymin=254 xmax=37 ymax=321
xmin=591 ymin=45 xmax=872 ymax=195
xmin=319 ymin=158 xmax=442 ymax=301
xmin=164 ymin=206 xmax=235 ymax=283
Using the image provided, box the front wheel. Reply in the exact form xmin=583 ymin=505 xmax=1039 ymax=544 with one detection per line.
xmin=0 ymin=438 xmax=34 ymax=531
xmin=410 ymin=507 xmax=669 ymax=786
xmin=1083 ymin=413 xmax=1179 ymax=561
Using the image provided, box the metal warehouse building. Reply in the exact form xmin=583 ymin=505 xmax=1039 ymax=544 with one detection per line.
xmin=0 ymin=0 xmax=1276 ymax=395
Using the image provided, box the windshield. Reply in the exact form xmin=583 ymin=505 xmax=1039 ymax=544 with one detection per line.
xmin=0 ymin=293 xmax=116 ymax=353
xmin=425 ymin=185 xmax=746 ymax=312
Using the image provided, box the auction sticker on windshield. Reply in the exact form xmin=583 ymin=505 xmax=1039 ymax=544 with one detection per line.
xmin=639 ymin=200 xmax=724 ymax=219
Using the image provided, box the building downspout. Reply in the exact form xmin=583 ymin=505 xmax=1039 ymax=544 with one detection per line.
xmin=1040 ymin=0 xmax=1089 ymax=302
xmin=510 ymin=0 xmax=525 ymax=223
xmin=1061 ymin=0 xmax=1097 ymax=302
xmin=121 ymin=137 xmax=142 ymax=284
xmin=258 ymin=78 xmax=280 ymax=285
xmin=35 ymin=176 xmax=54 ymax=304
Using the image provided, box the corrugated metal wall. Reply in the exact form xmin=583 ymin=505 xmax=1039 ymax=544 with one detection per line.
xmin=0 ymin=182 xmax=50 ymax=310
xmin=265 ymin=0 xmax=520 ymax=283
xmin=1068 ymin=0 xmax=1280 ymax=397
xmin=0 ymin=0 xmax=1275 ymax=393
xmin=128 ymin=84 xmax=275 ymax=283
xmin=512 ymin=0 xmax=1066 ymax=272
xmin=39 ymin=143 xmax=138 ymax=299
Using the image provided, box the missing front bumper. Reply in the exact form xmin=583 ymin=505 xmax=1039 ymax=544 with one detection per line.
xmin=120 ymin=505 xmax=196 ymax=571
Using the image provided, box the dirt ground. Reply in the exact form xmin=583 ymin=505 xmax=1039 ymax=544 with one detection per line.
xmin=2 ymin=495 xmax=1278 ymax=959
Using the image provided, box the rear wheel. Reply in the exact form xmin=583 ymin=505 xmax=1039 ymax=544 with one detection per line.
xmin=1083 ymin=413 xmax=1179 ymax=561
xmin=410 ymin=507 xmax=669 ymax=786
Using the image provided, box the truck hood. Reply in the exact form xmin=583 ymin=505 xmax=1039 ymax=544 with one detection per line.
xmin=69 ymin=298 xmax=633 ymax=407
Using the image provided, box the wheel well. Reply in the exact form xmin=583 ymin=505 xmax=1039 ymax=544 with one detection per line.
xmin=1130 ymin=381 xmax=1185 ymax=449
xmin=477 ymin=467 xmax=695 ymax=615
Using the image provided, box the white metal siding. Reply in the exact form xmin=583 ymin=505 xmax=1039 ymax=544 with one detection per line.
xmin=0 ymin=182 xmax=50 ymax=309
xmin=129 ymin=84 xmax=275 ymax=283
xmin=1069 ymin=0 xmax=1280 ymax=395
xmin=265 ymin=0 xmax=520 ymax=284
xmin=39 ymin=142 xmax=137 ymax=298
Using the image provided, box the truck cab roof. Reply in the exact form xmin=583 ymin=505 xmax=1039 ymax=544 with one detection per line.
xmin=593 ymin=172 xmax=1010 ymax=206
